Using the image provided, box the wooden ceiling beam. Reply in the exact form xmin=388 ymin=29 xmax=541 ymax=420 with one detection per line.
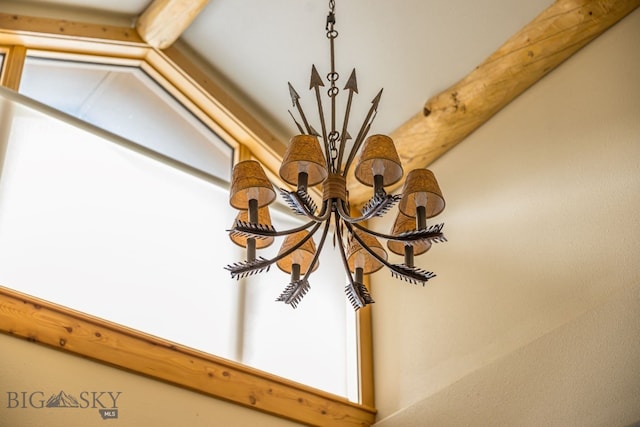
xmin=136 ymin=0 xmax=209 ymax=49
xmin=349 ymin=0 xmax=639 ymax=203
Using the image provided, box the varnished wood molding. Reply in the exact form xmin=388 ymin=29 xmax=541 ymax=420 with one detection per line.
xmin=0 ymin=286 xmax=376 ymax=426
xmin=0 ymin=13 xmax=144 ymax=44
xmin=0 ymin=45 xmax=26 ymax=90
xmin=137 ymin=0 xmax=210 ymax=49
xmin=349 ymin=0 xmax=640 ymax=203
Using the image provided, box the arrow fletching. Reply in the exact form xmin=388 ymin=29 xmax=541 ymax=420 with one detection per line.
xmin=225 ymin=257 xmax=271 ymax=280
xmin=390 ymin=264 xmax=436 ymax=286
xmin=276 ymin=279 xmax=311 ymax=309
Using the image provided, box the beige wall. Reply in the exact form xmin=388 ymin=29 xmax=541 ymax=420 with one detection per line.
xmin=0 ymin=334 xmax=302 ymax=426
xmin=371 ymin=8 xmax=640 ymax=426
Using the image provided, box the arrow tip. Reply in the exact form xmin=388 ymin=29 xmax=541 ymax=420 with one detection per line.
xmin=344 ymin=69 xmax=358 ymax=93
xmin=288 ymin=82 xmax=300 ymax=105
xmin=372 ymin=88 xmax=383 ymax=106
xmin=309 ymin=65 xmax=324 ymax=89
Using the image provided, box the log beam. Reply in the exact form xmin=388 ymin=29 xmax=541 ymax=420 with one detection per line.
xmin=136 ymin=0 xmax=209 ymax=49
xmin=349 ymin=0 xmax=640 ymax=203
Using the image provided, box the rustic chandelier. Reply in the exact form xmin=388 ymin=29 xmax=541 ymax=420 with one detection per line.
xmin=226 ymin=1 xmax=447 ymax=310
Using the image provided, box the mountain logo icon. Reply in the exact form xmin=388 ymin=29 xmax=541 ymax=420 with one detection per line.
xmin=45 ymin=391 xmax=80 ymax=408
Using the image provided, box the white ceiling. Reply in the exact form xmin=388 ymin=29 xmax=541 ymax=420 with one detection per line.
xmin=5 ymin=0 xmax=553 ymax=140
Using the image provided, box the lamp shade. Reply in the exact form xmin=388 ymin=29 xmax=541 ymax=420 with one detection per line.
xmin=386 ymin=211 xmax=432 ymax=256
xmin=346 ymin=230 xmax=387 ymax=274
xmin=229 ymin=207 xmax=275 ymax=249
xmin=276 ymin=230 xmax=318 ymax=274
xmin=279 ymin=135 xmax=328 ymax=188
xmin=354 ymin=134 xmax=403 ymax=187
xmin=398 ymin=169 xmax=445 ymax=218
xmin=229 ymin=160 xmax=276 ymax=210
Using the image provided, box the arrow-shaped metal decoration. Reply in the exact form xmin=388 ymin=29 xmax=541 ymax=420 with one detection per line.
xmin=225 ymin=257 xmax=272 ymax=280
xmin=345 ymin=280 xmax=374 ymax=310
xmin=336 ymin=69 xmax=358 ymax=173
xmin=288 ymin=110 xmax=305 ymax=134
xmin=310 ymin=65 xmax=331 ymax=167
xmin=343 ymin=88 xmax=383 ymax=174
xmin=288 ymin=82 xmax=312 ymax=135
xmin=390 ymin=265 xmax=436 ymax=286
xmin=226 ymin=1 xmax=449 ymax=311
xmin=276 ymin=279 xmax=311 ymax=308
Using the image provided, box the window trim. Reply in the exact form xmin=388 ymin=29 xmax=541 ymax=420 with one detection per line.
xmin=0 ymin=12 xmax=376 ymax=425
xmin=0 ymin=286 xmax=376 ymax=426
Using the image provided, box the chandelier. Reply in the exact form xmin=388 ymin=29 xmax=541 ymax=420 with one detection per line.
xmin=226 ymin=1 xmax=447 ymax=310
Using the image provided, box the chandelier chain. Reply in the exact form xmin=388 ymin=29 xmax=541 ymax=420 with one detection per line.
xmin=326 ymin=0 xmax=339 ymax=171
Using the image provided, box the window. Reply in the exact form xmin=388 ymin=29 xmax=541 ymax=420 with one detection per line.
xmin=2 ymin=56 xmax=358 ymax=400
xmin=0 ymin=21 xmax=374 ymax=425
xmin=19 ymin=56 xmax=231 ymax=179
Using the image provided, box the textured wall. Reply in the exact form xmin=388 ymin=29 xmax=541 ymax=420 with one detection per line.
xmin=375 ymin=283 xmax=640 ymax=426
xmin=371 ymin=8 xmax=640 ymax=425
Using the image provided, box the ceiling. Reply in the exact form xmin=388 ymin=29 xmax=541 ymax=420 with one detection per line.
xmin=3 ymin=0 xmax=552 ymax=142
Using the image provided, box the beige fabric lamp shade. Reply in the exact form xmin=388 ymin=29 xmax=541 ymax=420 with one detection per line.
xmin=229 ymin=160 xmax=276 ymax=210
xmin=387 ymin=211 xmax=432 ymax=256
xmin=398 ymin=169 xmax=445 ymax=218
xmin=279 ymin=135 xmax=328 ymax=188
xmin=229 ymin=207 xmax=275 ymax=249
xmin=346 ymin=230 xmax=387 ymax=274
xmin=276 ymin=230 xmax=318 ymax=274
xmin=354 ymin=134 xmax=404 ymax=187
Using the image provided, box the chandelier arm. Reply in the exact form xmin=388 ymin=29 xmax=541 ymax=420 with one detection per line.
xmin=344 ymin=222 xmax=436 ymax=285
xmin=335 ymin=198 xmax=389 ymax=224
xmin=345 ymin=221 xmax=409 ymax=272
xmin=225 ymin=222 xmax=324 ymax=280
xmin=334 ymin=212 xmax=366 ymax=308
xmin=350 ymin=221 xmax=446 ymax=244
xmin=300 ymin=214 xmax=332 ymax=282
xmin=275 ymin=218 xmax=332 ymax=308
xmin=228 ymin=219 xmax=317 ymax=239
xmin=266 ymin=221 xmax=324 ymax=266
xmin=349 ymin=221 xmax=398 ymax=241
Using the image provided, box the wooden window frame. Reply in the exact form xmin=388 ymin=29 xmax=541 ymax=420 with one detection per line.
xmin=0 ymin=13 xmax=375 ymax=426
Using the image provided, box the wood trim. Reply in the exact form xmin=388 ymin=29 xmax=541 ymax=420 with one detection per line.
xmin=0 ymin=45 xmax=26 ymax=89
xmin=137 ymin=0 xmax=210 ymax=49
xmin=0 ymin=13 xmax=149 ymax=58
xmin=0 ymin=286 xmax=376 ymax=426
xmin=357 ymin=303 xmax=375 ymax=407
xmin=0 ymin=13 xmax=144 ymax=44
xmin=348 ymin=0 xmax=640 ymax=203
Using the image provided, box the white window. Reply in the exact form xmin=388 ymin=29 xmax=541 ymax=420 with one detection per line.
xmin=0 ymin=57 xmax=358 ymax=400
